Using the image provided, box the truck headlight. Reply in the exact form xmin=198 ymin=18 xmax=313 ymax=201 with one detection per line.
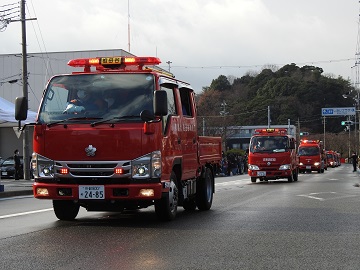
xmin=279 ymin=164 xmax=291 ymax=170
xmin=131 ymin=151 xmax=161 ymax=179
xmin=314 ymin=162 xmax=320 ymax=166
xmin=248 ymin=164 xmax=260 ymax=170
xmin=32 ymin=153 xmax=55 ymax=178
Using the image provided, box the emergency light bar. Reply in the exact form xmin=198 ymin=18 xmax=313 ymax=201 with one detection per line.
xmin=300 ymin=139 xmax=320 ymax=144
xmin=254 ymin=128 xmax=287 ymax=135
xmin=67 ymin=56 xmax=161 ymax=71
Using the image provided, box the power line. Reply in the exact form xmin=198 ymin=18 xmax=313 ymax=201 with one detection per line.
xmin=161 ymin=58 xmax=355 ymax=71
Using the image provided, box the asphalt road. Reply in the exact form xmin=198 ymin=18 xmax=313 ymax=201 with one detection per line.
xmin=1 ymin=164 xmax=360 ymax=270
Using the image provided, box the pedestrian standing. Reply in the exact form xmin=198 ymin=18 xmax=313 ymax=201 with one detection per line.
xmin=13 ymin=149 xmax=21 ymax=180
xmin=350 ymin=151 xmax=358 ymax=172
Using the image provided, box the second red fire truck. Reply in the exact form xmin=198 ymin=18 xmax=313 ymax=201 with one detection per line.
xmin=298 ymin=139 xmax=325 ymax=173
xmin=248 ymin=128 xmax=298 ymax=183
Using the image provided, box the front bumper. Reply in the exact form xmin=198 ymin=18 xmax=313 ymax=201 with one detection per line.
xmin=33 ymin=182 xmax=163 ymax=200
xmin=248 ymin=169 xmax=292 ymax=180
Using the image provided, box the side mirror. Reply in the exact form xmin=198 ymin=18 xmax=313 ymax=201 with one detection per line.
xmin=154 ymin=90 xmax=168 ymax=116
xmin=15 ymin=97 xmax=28 ymax=121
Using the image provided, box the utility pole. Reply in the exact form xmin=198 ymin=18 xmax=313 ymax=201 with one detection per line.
xmin=166 ymin=61 xmax=172 ymax=72
xmin=220 ymin=100 xmax=228 ymax=151
xmin=127 ymin=0 xmax=130 ymax=52
xmin=20 ymin=0 xmax=30 ymax=180
xmin=323 ymin=116 xmax=326 ymax=151
xmin=1 ymin=0 xmax=36 ymax=179
xmin=267 ymin=106 xmax=271 ymax=128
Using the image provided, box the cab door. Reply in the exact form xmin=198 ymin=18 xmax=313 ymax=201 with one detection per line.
xmin=178 ymin=87 xmax=198 ymax=180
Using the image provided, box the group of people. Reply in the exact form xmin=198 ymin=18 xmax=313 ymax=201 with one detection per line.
xmin=219 ymin=152 xmax=248 ymax=176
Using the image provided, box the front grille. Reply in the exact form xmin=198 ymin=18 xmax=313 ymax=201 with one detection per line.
xmin=54 ymin=160 xmax=131 ymax=179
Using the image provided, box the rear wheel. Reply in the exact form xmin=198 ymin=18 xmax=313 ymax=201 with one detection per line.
xmin=53 ymin=200 xmax=80 ymax=221
xmin=155 ymin=171 xmax=178 ymax=221
xmin=196 ymin=167 xmax=214 ymax=211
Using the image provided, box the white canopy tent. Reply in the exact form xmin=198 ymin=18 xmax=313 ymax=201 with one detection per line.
xmin=0 ymin=97 xmax=37 ymax=127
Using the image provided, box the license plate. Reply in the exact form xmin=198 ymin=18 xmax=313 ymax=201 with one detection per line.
xmin=306 ymin=166 xmax=311 ymax=169
xmin=1 ymin=172 xmax=7 ymax=176
xmin=79 ymin=185 xmax=105 ymax=199
xmin=257 ymin=171 xmax=266 ymax=176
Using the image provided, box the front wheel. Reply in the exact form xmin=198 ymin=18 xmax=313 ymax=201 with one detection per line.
xmin=155 ymin=172 xmax=178 ymax=221
xmin=251 ymin=177 xmax=257 ymax=183
xmin=196 ymin=167 xmax=214 ymax=211
xmin=53 ymin=200 xmax=80 ymax=221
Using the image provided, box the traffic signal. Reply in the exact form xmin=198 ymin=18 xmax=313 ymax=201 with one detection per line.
xmin=300 ymin=132 xmax=309 ymax=136
xmin=341 ymin=121 xmax=353 ymax=126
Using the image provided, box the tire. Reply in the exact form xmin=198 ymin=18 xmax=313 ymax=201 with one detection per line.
xmin=196 ymin=167 xmax=214 ymax=211
xmin=155 ymin=171 xmax=178 ymax=221
xmin=53 ymin=200 xmax=80 ymax=221
xmin=251 ymin=177 xmax=257 ymax=183
xmin=287 ymin=172 xmax=293 ymax=182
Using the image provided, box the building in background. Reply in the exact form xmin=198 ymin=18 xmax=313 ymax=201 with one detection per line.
xmin=226 ymin=125 xmax=297 ymax=151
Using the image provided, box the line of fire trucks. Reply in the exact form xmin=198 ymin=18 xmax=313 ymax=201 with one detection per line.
xmin=247 ymin=128 xmax=341 ymax=183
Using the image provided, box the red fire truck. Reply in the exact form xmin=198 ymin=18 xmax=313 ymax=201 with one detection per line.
xmin=248 ymin=128 xmax=298 ymax=183
xmin=298 ymin=140 xmax=325 ymax=173
xmin=326 ymin=150 xmax=336 ymax=168
xmin=15 ymin=56 xmax=222 ymax=221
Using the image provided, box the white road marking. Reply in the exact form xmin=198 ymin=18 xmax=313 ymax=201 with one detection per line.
xmin=215 ymin=180 xmax=245 ymax=186
xmin=297 ymin=192 xmax=336 ymax=201
xmin=0 ymin=208 xmax=53 ymax=219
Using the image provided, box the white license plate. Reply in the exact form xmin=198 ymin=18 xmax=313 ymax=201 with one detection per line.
xmin=1 ymin=172 xmax=7 ymax=176
xmin=257 ymin=171 xmax=266 ymax=176
xmin=79 ymin=185 xmax=105 ymax=199
xmin=306 ymin=166 xmax=311 ymax=169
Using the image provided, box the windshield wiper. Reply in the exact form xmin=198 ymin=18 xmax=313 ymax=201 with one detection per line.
xmin=91 ymin=115 xmax=140 ymax=127
xmin=47 ymin=117 xmax=103 ymax=127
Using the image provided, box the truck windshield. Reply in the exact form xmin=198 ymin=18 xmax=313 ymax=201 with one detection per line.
xmin=298 ymin=146 xmax=319 ymax=156
xmin=38 ymin=73 xmax=155 ymax=124
xmin=250 ymin=136 xmax=289 ymax=153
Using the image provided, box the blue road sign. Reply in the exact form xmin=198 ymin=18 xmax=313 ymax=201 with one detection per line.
xmin=321 ymin=107 xmax=355 ymax=116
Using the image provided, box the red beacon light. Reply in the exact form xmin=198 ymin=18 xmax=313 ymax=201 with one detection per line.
xmin=67 ymin=56 xmax=161 ymax=72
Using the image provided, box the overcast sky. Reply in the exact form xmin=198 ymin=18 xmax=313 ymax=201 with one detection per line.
xmin=1 ymin=0 xmax=359 ymax=92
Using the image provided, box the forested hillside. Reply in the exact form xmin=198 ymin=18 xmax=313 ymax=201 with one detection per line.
xmin=196 ymin=63 xmax=356 ymax=156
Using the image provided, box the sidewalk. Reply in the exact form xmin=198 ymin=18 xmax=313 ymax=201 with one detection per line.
xmin=0 ymin=178 xmax=33 ymax=198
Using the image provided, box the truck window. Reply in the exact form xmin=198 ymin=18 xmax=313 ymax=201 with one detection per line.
xmin=38 ymin=73 xmax=155 ymax=123
xmin=160 ymin=85 xmax=176 ymax=130
xmin=179 ymin=88 xmax=193 ymax=117
xmin=250 ymin=136 xmax=288 ymax=153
